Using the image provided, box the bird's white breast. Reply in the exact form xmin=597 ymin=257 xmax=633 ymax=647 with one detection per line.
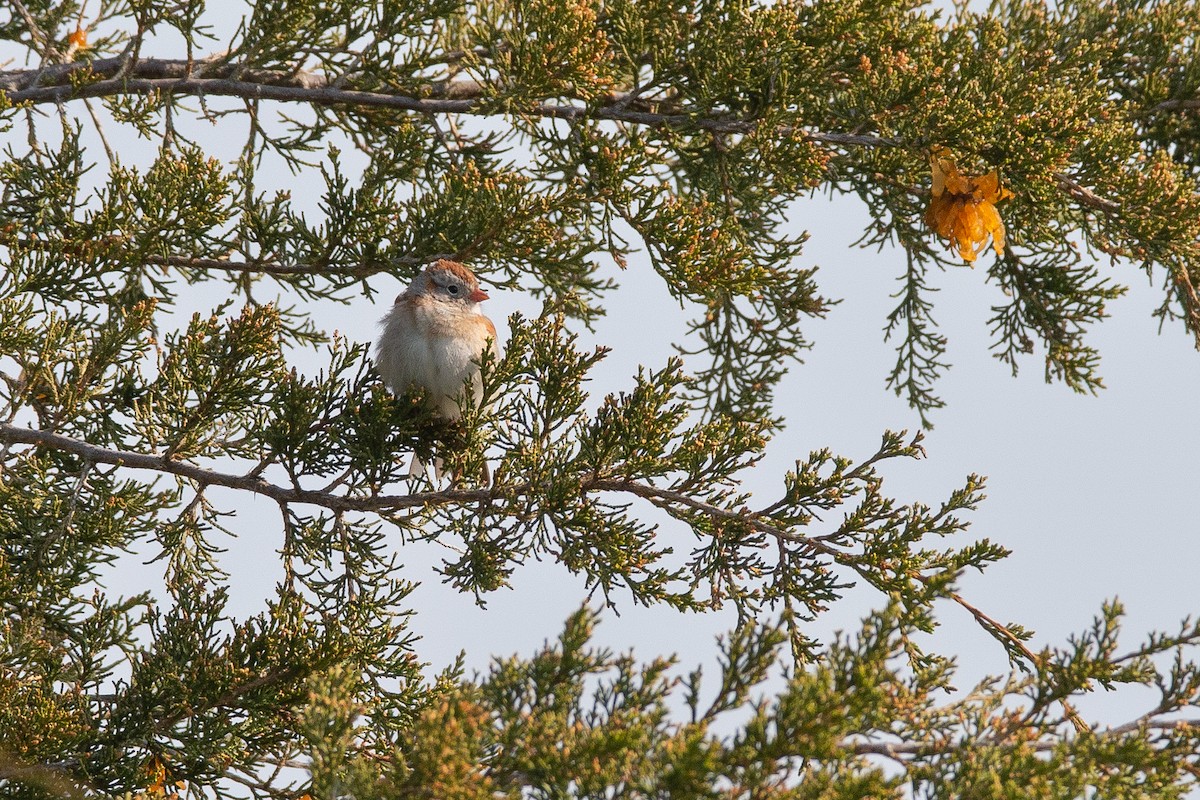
xmin=375 ymin=300 xmax=495 ymax=419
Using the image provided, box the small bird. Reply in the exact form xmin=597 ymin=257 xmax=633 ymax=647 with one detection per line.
xmin=374 ymin=259 xmax=498 ymax=420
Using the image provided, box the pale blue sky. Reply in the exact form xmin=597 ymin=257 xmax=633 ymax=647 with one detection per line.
xmin=5 ymin=0 xmax=1198 ymax=740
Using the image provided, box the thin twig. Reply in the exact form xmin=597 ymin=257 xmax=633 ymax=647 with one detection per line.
xmin=82 ymin=98 xmax=116 ymax=165
xmin=588 ymin=476 xmax=843 ymax=560
xmin=942 ymin=585 xmax=1090 ymax=733
xmin=57 ymin=459 xmax=94 ymax=538
xmin=9 ymin=0 xmax=58 ymax=68
xmin=1053 ymin=172 xmax=1121 ymax=215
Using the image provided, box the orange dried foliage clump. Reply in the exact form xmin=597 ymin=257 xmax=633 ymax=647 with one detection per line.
xmin=66 ymin=25 xmax=88 ymax=50
xmin=924 ymin=147 xmax=1014 ymax=263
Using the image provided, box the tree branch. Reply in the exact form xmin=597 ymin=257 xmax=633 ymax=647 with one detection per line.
xmin=1053 ymin=172 xmax=1121 ymax=214
xmin=0 ymin=56 xmax=892 ymax=144
xmin=1150 ymin=98 xmax=1200 ymax=113
xmin=0 ymin=421 xmax=995 ymax=664
xmin=8 ymin=0 xmax=58 ymax=64
xmin=0 ymin=56 xmax=1126 ymax=240
xmin=0 ymin=748 xmax=88 ymax=800
xmin=0 ymin=422 xmax=851 ymax=569
xmin=587 ymin=476 xmax=844 ymax=561
xmin=141 ymin=252 xmax=455 ymax=278
xmin=0 ymin=232 xmax=460 ymax=279
xmin=5 ymin=419 xmax=1198 ymax=777
xmin=0 ymin=422 xmax=976 ymax=599
xmin=0 ymin=421 xmax=490 ymax=512
xmin=943 ymin=584 xmax=1089 ymax=733
xmin=841 ymin=717 xmax=1200 ymax=759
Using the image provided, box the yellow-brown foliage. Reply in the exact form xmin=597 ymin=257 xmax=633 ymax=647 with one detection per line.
xmin=925 ymin=148 xmax=1014 ymax=263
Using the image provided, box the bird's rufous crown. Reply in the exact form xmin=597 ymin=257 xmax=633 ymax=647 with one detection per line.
xmin=431 ymin=259 xmax=478 ymax=285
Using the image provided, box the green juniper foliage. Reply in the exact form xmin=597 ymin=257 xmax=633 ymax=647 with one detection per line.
xmin=1 ymin=0 xmax=1199 ymax=797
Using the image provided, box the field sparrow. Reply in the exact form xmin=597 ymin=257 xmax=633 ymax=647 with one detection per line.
xmin=374 ymin=259 xmax=498 ymax=420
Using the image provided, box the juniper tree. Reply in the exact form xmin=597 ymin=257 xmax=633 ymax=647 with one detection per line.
xmin=1 ymin=0 xmax=1199 ymax=798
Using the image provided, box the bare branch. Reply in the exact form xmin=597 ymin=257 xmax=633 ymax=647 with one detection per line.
xmin=0 ymin=56 xmax=894 ymax=144
xmin=0 ymin=422 xmax=855 ymax=568
xmin=0 ymin=421 xmax=490 ymax=513
xmin=1053 ymin=172 xmax=1121 ymax=214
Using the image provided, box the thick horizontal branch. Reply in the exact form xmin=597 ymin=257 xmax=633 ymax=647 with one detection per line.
xmin=0 ymin=56 xmax=1125 ymax=234
xmin=0 ymin=55 xmax=890 ymax=143
xmin=0 ymin=422 xmax=842 ymax=560
xmin=0 ymin=421 xmax=489 ymax=512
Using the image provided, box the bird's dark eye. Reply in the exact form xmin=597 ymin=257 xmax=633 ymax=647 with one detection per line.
xmin=447 ymin=285 xmax=460 ymax=295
